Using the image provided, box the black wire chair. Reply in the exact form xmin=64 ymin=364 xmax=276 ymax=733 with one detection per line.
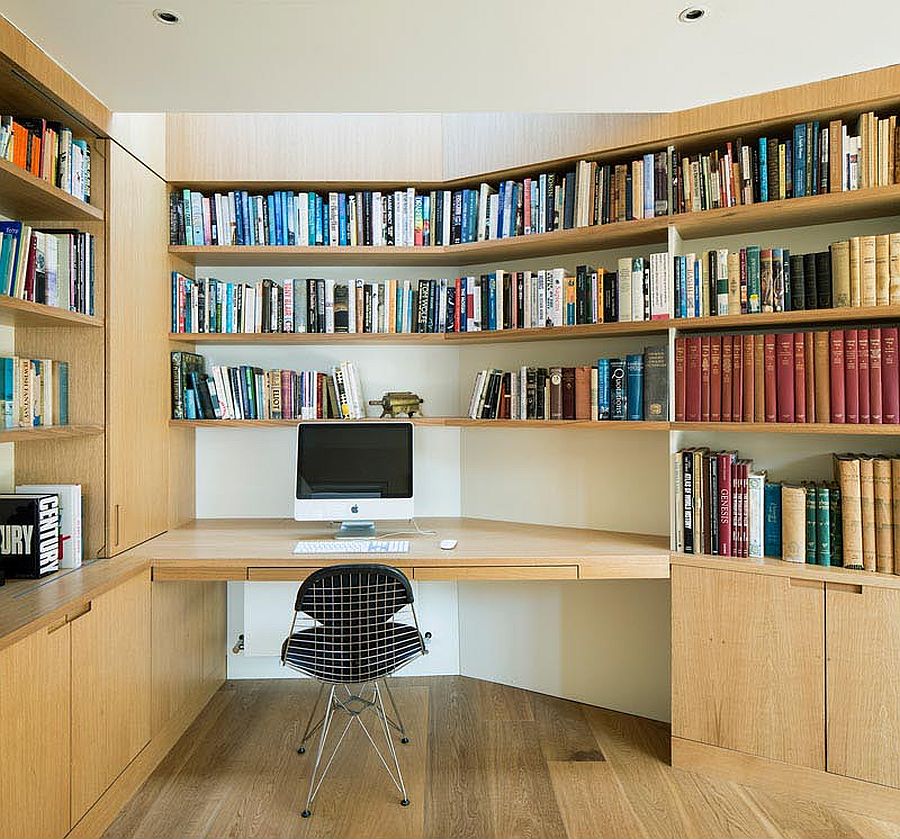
xmin=281 ymin=564 xmax=426 ymax=817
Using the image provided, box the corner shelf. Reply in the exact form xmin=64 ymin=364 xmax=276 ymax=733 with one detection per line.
xmin=0 ymin=296 xmax=101 ymax=328
xmin=0 ymin=424 xmax=105 ymax=443
xmin=0 ymin=156 xmax=103 ymax=223
xmin=673 ymin=422 xmax=900 ymax=435
xmin=169 ymin=418 xmax=670 ymax=431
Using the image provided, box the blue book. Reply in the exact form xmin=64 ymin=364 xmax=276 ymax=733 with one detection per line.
xmin=793 ymin=124 xmax=806 ymax=197
xmin=764 ymin=482 xmax=782 ymax=557
xmin=338 ymin=194 xmax=348 ymax=246
xmin=758 ymin=138 xmax=768 ymax=202
xmin=315 ymin=195 xmax=324 ymax=244
xmin=274 ymin=191 xmax=284 ymax=246
xmin=184 ymin=385 xmax=197 ymax=420
xmin=625 ymin=354 xmax=644 ymax=421
xmin=307 ymin=193 xmax=316 ymax=244
xmin=171 ymin=272 xmax=178 ymax=332
xmin=597 ymin=358 xmax=610 ymax=419
xmin=281 ymin=191 xmax=290 ymax=244
xmin=461 ymin=191 xmax=470 ymax=245
xmin=693 ymin=257 xmax=701 ymax=316
xmin=811 ymin=121 xmax=821 ymax=195
xmin=239 ymin=192 xmax=249 ymax=244
xmin=226 ymin=283 xmax=234 ymax=333
xmin=266 ymin=195 xmax=276 ymax=245
xmin=0 ymin=222 xmax=22 ymax=295
xmin=234 ymin=191 xmax=244 ymax=246
xmin=643 ymin=154 xmax=654 ymax=217
xmin=487 ymin=273 xmax=497 ymax=331
xmin=496 ymin=182 xmax=505 ymax=239
xmin=322 ymin=201 xmax=330 ymax=246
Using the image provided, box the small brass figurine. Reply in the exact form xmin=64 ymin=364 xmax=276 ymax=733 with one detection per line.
xmin=369 ymin=391 xmax=424 ymax=418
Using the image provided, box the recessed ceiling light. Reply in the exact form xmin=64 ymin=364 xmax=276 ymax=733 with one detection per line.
xmin=678 ymin=5 xmax=708 ymax=22
xmin=152 ymin=8 xmax=181 ymax=24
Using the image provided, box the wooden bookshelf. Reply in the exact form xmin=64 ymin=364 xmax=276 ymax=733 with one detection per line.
xmin=168 ymin=244 xmax=448 ymax=267
xmin=169 ymin=417 xmax=447 ymax=429
xmin=0 ymin=156 xmax=103 ymax=223
xmin=0 ymin=295 xmax=101 ymax=328
xmin=672 ymin=421 xmax=900 ymax=435
xmin=169 ymin=418 xmax=670 ymax=431
xmin=169 ymin=330 xmax=448 ymax=345
xmin=0 ymin=424 xmax=105 ymax=443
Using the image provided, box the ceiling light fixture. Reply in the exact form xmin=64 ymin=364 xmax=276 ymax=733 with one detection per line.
xmin=677 ymin=5 xmax=708 ymax=22
xmin=152 ymin=8 xmax=181 ymax=24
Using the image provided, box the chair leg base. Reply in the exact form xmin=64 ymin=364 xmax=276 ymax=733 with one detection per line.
xmin=297 ymin=746 xmax=306 ymax=754
xmin=301 ymin=810 xmax=312 ymax=818
xmin=400 ymin=737 xmax=409 ymax=744
xmin=401 ymin=799 xmax=410 ymax=807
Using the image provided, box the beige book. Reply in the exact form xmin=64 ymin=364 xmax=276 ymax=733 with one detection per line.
xmin=836 ymin=455 xmax=863 ymax=569
xmin=874 ymin=457 xmax=894 ymax=573
xmin=781 ymin=485 xmax=807 ymax=563
xmin=849 ymin=236 xmax=861 ymax=306
xmin=890 ymin=232 xmax=900 ymax=305
xmin=727 ymin=250 xmax=741 ymax=315
xmin=892 ymin=458 xmax=900 ymax=575
xmin=859 ymin=455 xmax=877 ymax=571
xmin=875 ymin=234 xmax=891 ymax=306
xmin=830 ymin=240 xmax=851 ymax=308
xmin=860 ymin=235 xmax=877 ymax=307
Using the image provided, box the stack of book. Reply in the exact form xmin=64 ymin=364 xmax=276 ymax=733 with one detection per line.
xmin=675 ymin=326 xmax=900 ymax=424
xmin=0 ymin=356 xmax=68 ymax=428
xmin=675 ymin=449 xmax=900 ymax=575
xmin=467 ymin=346 xmax=667 ymax=421
xmin=0 ymin=221 xmax=95 ymax=314
xmin=171 ymin=352 xmax=365 ymax=421
xmin=0 ymin=116 xmax=92 ymax=202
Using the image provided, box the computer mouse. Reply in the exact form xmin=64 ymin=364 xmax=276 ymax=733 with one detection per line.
xmin=440 ymin=539 xmax=458 ymax=550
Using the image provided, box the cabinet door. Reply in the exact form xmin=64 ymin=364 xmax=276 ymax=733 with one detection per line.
xmin=107 ymin=141 xmax=169 ymax=554
xmin=827 ymin=582 xmax=900 ymax=788
xmin=71 ymin=571 xmax=152 ymax=823
xmin=672 ymin=565 xmax=825 ymax=769
xmin=0 ymin=622 xmax=71 ymax=839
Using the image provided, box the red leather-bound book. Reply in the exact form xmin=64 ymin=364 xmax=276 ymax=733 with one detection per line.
xmin=830 ymin=330 xmax=846 ymax=423
xmin=732 ymin=335 xmax=743 ymax=421
xmin=804 ymin=331 xmax=816 ymax=423
xmin=844 ymin=329 xmax=859 ymax=424
xmin=700 ymin=336 xmax=711 ymax=422
xmin=717 ymin=452 xmax=733 ymax=557
xmin=721 ymin=335 xmax=733 ymax=422
xmin=685 ymin=336 xmax=702 ymax=422
xmin=858 ymin=328 xmax=870 ymax=423
xmin=675 ymin=336 xmax=686 ymax=422
xmin=869 ymin=327 xmax=883 ymax=424
xmin=776 ymin=332 xmax=795 ymax=422
xmin=764 ymin=333 xmax=777 ymax=422
xmin=794 ymin=331 xmax=806 ymax=422
xmin=710 ymin=335 xmax=722 ymax=422
xmin=881 ymin=327 xmax=899 ymax=423
xmin=742 ymin=333 xmax=754 ymax=422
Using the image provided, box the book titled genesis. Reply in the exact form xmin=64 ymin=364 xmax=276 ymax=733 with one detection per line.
xmin=0 ymin=493 xmax=60 ymax=578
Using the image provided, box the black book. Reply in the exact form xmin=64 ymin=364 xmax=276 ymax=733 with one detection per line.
xmin=416 ymin=279 xmax=429 ymax=333
xmin=451 ymin=191 xmax=463 ymax=244
xmin=709 ymin=454 xmax=719 ymax=556
xmin=625 ymin=167 xmax=633 ymax=220
xmin=516 ymin=272 xmax=525 ymax=327
xmin=546 ymin=173 xmax=556 ymax=231
xmin=316 ymin=279 xmax=326 ymax=331
xmin=536 ymin=367 xmax=547 ymax=418
xmin=563 ymin=171 xmax=576 ymax=229
xmin=603 ymin=272 xmax=618 ymax=322
xmin=169 ymin=192 xmax=181 ymax=245
xmin=790 ymin=254 xmax=805 ymax=310
xmin=815 ymin=251 xmax=832 ymax=309
xmin=480 ymin=274 xmax=490 ymax=330
xmin=682 ymin=450 xmax=694 ymax=554
xmin=782 ymin=250 xmax=792 ymax=312
xmin=767 ymin=137 xmax=780 ymax=200
xmin=643 ymin=345 xmax=668 ymax=421
xmin=363 ymin=192 xmax=372 ymax=247
xmin=190 ymin=372 xmax=216 ymax=419
xmin=384 ymin=196 xmax=394 ymax=246
xmin=609 ymin=358 xmax=627 ymax=420
xmin=333 ymin=284 xmax=349 ymax=333
xmin=0 ymin=494 xmax=59 ymax=578
xmin=434 ymin=193 xmax=444 ymax=246
xmin=426 ymin=281 xmax=437 ymax=334
xmin=363 ymin=285 xmax=372 ymax=333
xmin=502 ymin=273 xmax=512 ymax=330
xmin=446 ymin=285 xmax=456 ymax=333
xmin=803 ymin=253 xmax=818 ymax=310
xmin=171 ymin=351 xmax=205 ymax=419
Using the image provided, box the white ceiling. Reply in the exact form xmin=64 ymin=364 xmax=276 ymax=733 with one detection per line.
xmin=3 ymin=0 xmax=900 ymax=113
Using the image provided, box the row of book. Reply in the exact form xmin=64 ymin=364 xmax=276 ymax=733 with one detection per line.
xmin=0 ymin=115 xmax=92 ymax=203
xmin=171 ymin=352 xmax=366 ymax=421
xmin=675 ymin=327 xmax=900 ymax=425
xmin=0 ymin=356 xmax=68 ymax=428
xmin=169 ymin=110 xmax=900 ymax=248
xmin=0 ymin=221 xmax=95 ymax=315
xmin=675 ymin=449 xmax=900 ymax=575
xmin=467 ymin=347 xmax=667 ymax=422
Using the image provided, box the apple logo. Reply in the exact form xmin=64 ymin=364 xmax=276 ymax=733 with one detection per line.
xmin=351 ymin=504 xmax=359 ymax=513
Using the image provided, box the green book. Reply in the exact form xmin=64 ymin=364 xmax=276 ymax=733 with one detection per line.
xmin=829 ymin=483 xmax=843 ymax=567
xmin=805 ymin=484 xmax=817 ymax=564
xmin=816 ymin=486 xmax=831 ymax=565
xmin=746 ymin=246 xmax=761 ymax=313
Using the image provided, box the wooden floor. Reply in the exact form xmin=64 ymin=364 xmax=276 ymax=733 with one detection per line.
xmin=105 ymin=677 xmax=900 ymax=839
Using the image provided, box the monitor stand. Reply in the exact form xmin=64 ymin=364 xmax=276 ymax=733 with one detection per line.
xmin=334 ymin=520 xmax=376 ymax=539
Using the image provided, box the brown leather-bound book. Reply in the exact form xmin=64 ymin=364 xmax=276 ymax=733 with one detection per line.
xmin=836 ymin=455 xmax=863 ymax=569
xmin=710 ymin=335 xmax=722 ymax=422
xmin=892 ymin=458 xmax=900 ymax=575
xmin=829 ymin=120 xmax=843 ymax=193
xmin=860 ymin=235 xmax=877 ymax=307
xmin=858 ymin=329 xmax=871 ymax=423
xmin=876 ymin=234 xmax=891 ymax=306
xmin=753 ymin=333 xmax=765 ymax=422
xmin=721 ymin=335 xmax=733 ymax=422
xmin=870 ymin=327 xmax=883 ymax=424
xmin=830 ymin=330 xmax=846 ymax=423
xmin=883 ymin=327 xmax=899 ymax=423
xmin=844 ymin=329 xmax=859 ymax=424
xmin=859 ymin=455 xmax=877 ymax=571
xmin=814 ymin=330 xmax=831 ymax=422
xmin=742 ymin=333 xmax=754 ymax=422
xmin=675 ymin=336 xmax=686 ymax=422
xmin=700 ymin=336 xmax=711 ymax=422
xmin=574 ymin=365 xmax=591 ymax=420
xmin=732 ymin=335 xmax=743 ymax=421
xmin=794 ymin=332 xmax=807 ymax=422
xmin=775 ymin=333 xmax=794 ymax=422
xmin=849 ymin=236 xmax=861 ymax=307
xmin=549 ymin=367 xmax=563 ymax=420
xmin=763 ymin=333 xmax=777 ymax=422
xmin=804 ymin=331 xmax=816 ymax=422
xmin=874 ymin=457 xmax=894 ymax=574
xmin=830 ymin=239 xmax=851 ymax=308
xmin=781 ymin=484 xmax=807 ymax=563
xmin=561 ymin=367 xmax=576 ymax=420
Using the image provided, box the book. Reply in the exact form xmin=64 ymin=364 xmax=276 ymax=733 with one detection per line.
xmin=0 ymin=493 xmax=59 ymax=577
xmin=781 ymin=484 xmax=807 ymax=563
xmin=15 ymin=484 xmax=81 ymax=569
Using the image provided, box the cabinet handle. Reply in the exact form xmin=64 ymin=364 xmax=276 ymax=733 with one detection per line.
xmin=66 ymin=602 xmax=92 ymax=623
xmin=790 ymin=578 xmax=823 ymax=589
xmin=47 ymin=618 xmax=68 ymax=634
xmin=114 ymin=504 xmax=121 ymax=546
xmin=827 ymin=582 xmax=863 ymax=594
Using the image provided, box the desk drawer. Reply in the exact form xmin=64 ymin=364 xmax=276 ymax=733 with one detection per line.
xmin=248 ymin=567 xmax=319 ymax=582
xmin=413 ymin=565 xmax=579 ymax=581
xmin=152 ymin=565 xmax=247 ymax=581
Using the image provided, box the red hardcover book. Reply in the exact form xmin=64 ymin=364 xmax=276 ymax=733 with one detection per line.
xmin=721 ymin=335 xmax=733 ymax=422
xmin=882 ymin=327 xmax=899 ymax=423
xmin=775 ymin=333 xmax=795 ymax=422
xmin=858 ymin=328 xmax=870 ymax=423
xmin=685 ymin=336 xmax=702 ymax=422
xmin=700 ymin=336 xmax=711 ymax=422
xmin=710 ymin=335 xmax=722 ymax=422
xmin=804 ymin=331 xmax=816 ymax=423
xmin=742 ymin=333 xmax=754 ymax=422
xmin=731 ymin=459 xmax=740 ymax=554
xmin=794 ymin=332 xmax=806 ymax=423
xmin=675 ymin=336 xmax=686 ymax=422
xmin=741 ymin=461 xmax=751 ymax=557
xmin=844 ymin=329 xmax=859 ymax=424
xmin=764 ymin=333 xmax=777 ymax=422
xmin=717 ymin=452 xmax=733 ymax=556
xmin=454 ymin=278 xmax=462 ymax=332
xmin=830 ymin=330 xmax=846 ymax=423
xmin=870 ymin=327 xmax=883 ymax=424
xmin=732 ymin=335 xmax=743 ymax=421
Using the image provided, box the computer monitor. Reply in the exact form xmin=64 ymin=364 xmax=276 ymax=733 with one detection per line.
xmin=295 ymin=422 xmax=414 ymax=538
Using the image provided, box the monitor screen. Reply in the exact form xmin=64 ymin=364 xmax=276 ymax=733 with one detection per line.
xmin=296 ymin=423 xmax=413 ymax=500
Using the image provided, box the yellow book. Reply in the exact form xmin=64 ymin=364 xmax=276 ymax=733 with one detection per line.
xmin=890 ymin=232 xmax=900 ymax=305
xmin=830 ymin=240 xmax=851 ymax=308
xmin=849 ymin=236 xmax=861 ymax=306
xmin=860 ymin=234 xmax=877 ymax=307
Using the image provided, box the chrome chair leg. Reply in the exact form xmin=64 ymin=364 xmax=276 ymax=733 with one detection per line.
xmin=375 ymin=682 xmax=410 ymax=806
xmin=297 ymin=681 xmax=326 ymax=755
xmin=381 ymin=678 xmax=410 ymax=744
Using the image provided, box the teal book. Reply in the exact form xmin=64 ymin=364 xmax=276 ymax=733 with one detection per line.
xmin=829 ymin=484 xmax=843 ymax=567
xmin=805 ymin=485 xmax=817 ymax=564
xmin=764 ymin=482 xmax=782 ymax=557
xmin=625 ymin=354 xmax=644 ymax=421
xmin=746 ymin=246 xmax=761 ymax=313
xmin=56 ymin=361 xmax=68 ymax=426
xmin=0 ymin=357 xmax=11 ymax=428
xmin=816 ymin=485 xmax=831 ymax=565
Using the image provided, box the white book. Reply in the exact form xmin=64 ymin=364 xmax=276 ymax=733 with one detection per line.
xmin=371 ymin=192 xmax=382 ymax=246
xmin=488 ymin=193 xmax=500 ymax=240
xmin=536 ymin=270 xmax=547 ymax=327
xmin=17 ymin=483 xmax=82 ymax=568
xmin=716 ymin=248 xmax=729 ymax=316
xmin=617 ymin=257 xmax=632 ymax=322
xmin=631 ymin=258 xmax=645 ymax=322
xmin=244 ymin=286 xmax=255 ymax=333
xmin=297 ymin=193 xmax=309 ymax=245
xmin=442 ymin=191 xmax=452 ymax=245
xmin=477 ymin=183 xmax=490 ymax=241
xmin=550 ymin=268 xmax=565 ymax=327
xmin=748 ymin=472 xmax=766 ymax=558
xmin=468 ymin=371 xmax=486 ymax=418
xmin=406 ymin=187 xmax=416 ymax=246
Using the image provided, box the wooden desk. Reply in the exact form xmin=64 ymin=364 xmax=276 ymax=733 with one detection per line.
xmin=124 ymin=517 xmax=670 ymax=583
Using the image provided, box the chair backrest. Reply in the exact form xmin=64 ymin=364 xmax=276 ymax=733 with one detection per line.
xmin=282 ymin=564 xmax=424 ymax=684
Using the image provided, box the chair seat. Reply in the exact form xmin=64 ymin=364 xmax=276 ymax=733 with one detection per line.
xmin=282 ymin=622 xmax=423 ymax=683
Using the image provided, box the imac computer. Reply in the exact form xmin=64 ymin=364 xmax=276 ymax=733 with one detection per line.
xmin=295 ymin=421 xmax=414 ymax=538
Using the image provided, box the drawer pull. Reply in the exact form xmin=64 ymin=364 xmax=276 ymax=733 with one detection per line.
xmin=827 ymin=582 xmax=863 ymax=594
xmin=66 ymin=602 xmax=92 ymax=623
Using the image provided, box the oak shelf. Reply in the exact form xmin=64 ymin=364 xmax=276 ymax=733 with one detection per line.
xmin=0 ymin=424 xmax=105 ymax=443
xmin=673 ymin=421 xmax=900 ymax=435
xmin=0 ymin=295 xmax=101 ymax=328
xmin=0 ymin=156 xmax=103 ymax=223
xmin=169 ymin=330 xmax=448 ymax=345
xmin=169 ymin=418 xmax=670 ymax=431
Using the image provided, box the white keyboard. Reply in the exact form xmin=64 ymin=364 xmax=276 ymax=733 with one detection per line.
xmin=293 ymin=539 xmax=410 ymax=555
